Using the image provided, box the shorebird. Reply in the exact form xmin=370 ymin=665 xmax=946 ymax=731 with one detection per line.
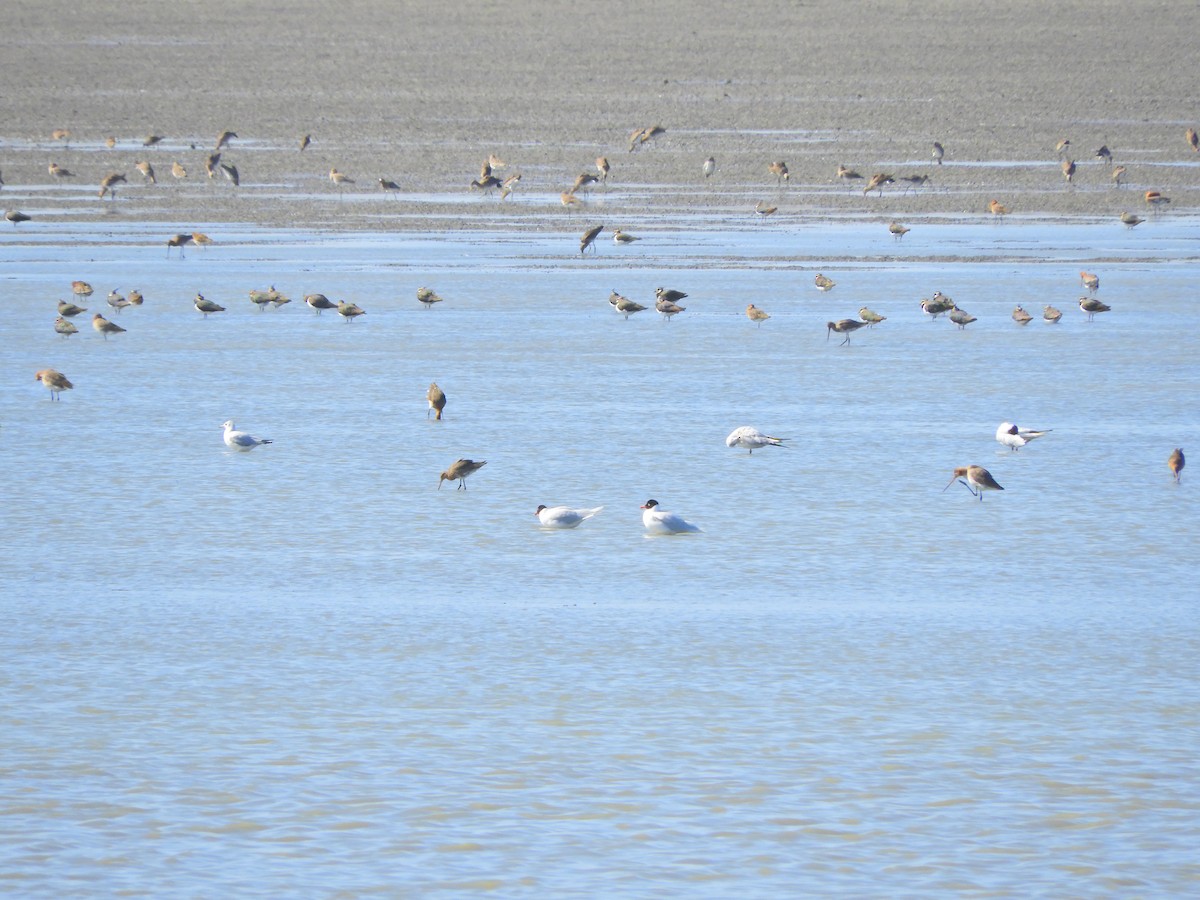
xmin=579 ymin=224 xmax=603 ymax=255
xmin=837 ymin=164 xmax=863 ymax=186
xmin=988 ymin=199 xmax=1009 ymax=217
xmin=1062 ymin=159 xmax=1076 ymax=183
xmin=92 ymin=313 xmax=125 ymax=339
xmin=336 ymin=300 xmax=365 ymax=322
xmin=127 ymin=290 xmax=143 ymax=306
xmin=1043 ymin=305 xmax=1062 ymax=323
xmin=378 ymin=177 xmax=401 ymax=194
xmin=249 ymin=287 xmax=276 ymax=311
xmin=416 ymin=287 xmax=443 ymax=309
xmin=814 ymin=273 xmax=836 ymax=292
xmin=205 ymin=152 xmax=221 ymax=179
xmin=54 ymin=316 xmax=78 ymax=337
xmin=612 ymin=229 xmax=638 ymax=244
xmin=921 ymin=293 xmax=956 ymax=320
xmin=143 ymin=134 xmax=164 ymax=147
xmin=194 ymin=294 xmax=225 ymax=317
xmin=1169 ymin=448 xmax=1185 ymax=483
xmin=631 ymin=124 xmax=664 ymax=151
xmin=932 ymin=141 xmax=945 ymax=165
xmin=1080 ymin=271 xmax=1100 ymax=293
xmin=1145 ymin=190 xmax=1170 ymax=210
xmin=702 ymin=157 xmax=716 ymax=178
xmin=215 ymin=130 xmax=237 ymax=151
xmin=899 ymin=174 xmax=930 ymax=193
xmin=1055 ymin=138 xmax=1071 ymax=157
xmin=560 ymin=191 xmax=583 ymax=211
xmin=1120 ymin=211 xmax=1144 ymax=228
xmin=52 ymin=128 xmax=71 ymax=146
xmin=746 ymin=304 xmax=770 ymax=326
xmin=191 ymin=232 xmax=213 ymax=250
xmin=613 ymin=296 xmax=646 ymax=319
xmin=72 ymin=280 xmax=93 ymax=297
xmin=439 ymin=458 xmax=486 ymax=490
xmin=5 ymin=210 xmax=31 ymax=225
xmin=98 ymin=173 xmax=126 ymax=199
xmin=1012 ymin=305 xmax=1033 ymax=325
xmin=487 ymin=154 xmax=506 ymax=170
xmin=48 ymin=162 xmax=75 ymax=179
xmin=996 ymin=422 xmax=1051 ymax=451
xmin=107 ymin=290 xmax=131 ymax=313
xmin=1095 ymin=145 xmax=1112 ymax=165
xmin=535 ymin=505 xmax=604 ymax=529
xmin=640 ymin=499 xmax=701 ymax=534
xmin=1079 ymin=296 xmax=1111 ymax=321
xmin=768 ymin=161 xmax=789 ymax=182
xmin=754 ymin=200 xmax=777 ymax=217
xmin=222 ymin=420 xmax=272 ymax=452
xmin=725 ymin=426 xmax=785 ymax=454
xmin=471 ymin=175 xmax=502 ymax=192
xmin=949 ymin=307 xmax=977 ymax=329
xmin=269 ymin=291 xmax=291 ymax=310
xmin=1188 ymin=128 xmax=1199 ymax=153
xmin=306 ymin=293 xmax=337 ymax=314
xmin=1112 ymin=165 xmax=1126 ymax=188
xmin=135 ymin=160 xmax=156 ymax=183
xmin=171 ymin=161 xmax=187 ymax=179
xmin=655 ymin=297 xmax=686 ymax=321
xmin=656 ymin=287 xmax=688 ymax=305
xmin=299 ymin=134 xmax=311 ymax=152
xmin=944 ymin=465 xmax=1004 ymax=500
xmin=35 ymin=369 xmax=73 ymax=400
xmin=220 ymin=163 xmax=239 ymax=187
xmin=827 ymin=319 xmax=867 ymax=345
xmin=166 ymin=233 xmax=193 ymax=258
xmin=863 ymin=173 xmax=894 ymax=196
xmin=499 ymin=173 xmax=521 ymax=199
xmin=572 ymin=172 xmax=599 ymax=194
xmin=889 ymin=222 xmax=910 ymax=240
xmin=859 ymin=307 xmax=886 ymax=326
xmin=104 ymin=136 xmax=116 ymax=148
xmin=58 ymin=299 xmax=87 ymax=317
xmin=427 ymin=383 xmax=446 ymax=420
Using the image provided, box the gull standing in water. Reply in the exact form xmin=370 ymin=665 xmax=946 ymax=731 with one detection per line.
xmin=996 ymin=422 xmax=1051 ymax=451
xmin=725 ymin=426 xmax=786 ymax=454
xmin=535 ymin=505 xmax=604 ymax=529
xmin=944 ymin=466 xmax=1004 ymax=501
xmin=222 ymin=420 xmax=273 ymax=452
xmin=640 ymin=499 xmax=701 ymax=534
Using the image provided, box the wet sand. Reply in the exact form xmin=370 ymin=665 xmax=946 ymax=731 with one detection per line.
xmin=3 ymin=0 xmax=1199 ymax=231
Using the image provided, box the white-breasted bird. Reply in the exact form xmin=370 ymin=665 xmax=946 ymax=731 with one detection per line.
xmin=535 ymin=505 xmax=604 ymax=529
xmin=640 ymin=499 xmax=701 ymax=534
xmin=996 ymin=422 xmax=1051 ymax=451
xmin=725 ymin=426 xmax=786 ymax=454
xmin=222 ymin=420 xmax=273 ymax=451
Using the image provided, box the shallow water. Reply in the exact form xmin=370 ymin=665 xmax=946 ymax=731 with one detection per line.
xmin=2 ymin=217 xmax=1198 ymax=896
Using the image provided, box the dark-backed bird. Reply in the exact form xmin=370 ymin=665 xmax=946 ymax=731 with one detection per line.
xmin=336 ymin=300 xmax=365 ymax=322
xmin=92 ymin=313 xmax=125 ymax=339
xmin=35 ymin=369 xmax=73 ymax=400
xmin=305 ymin=293 xmax=336 ymax=314
xmin=194 ymin=294 xmax=225 ymax=317
xmin=1079 ymin=297 xmax=1111 ymax=321
xmin=580 ymin=224 xmax=602 ymax=254
xmin=416 ymin=287 xmax=443 ymax=308
xmin=826 ymin=319 xmax=867 ymax=345
xmin=1169 ymin=448 xmax=1185 ymax=483
xmin=439 ymin=458 xmax=486 ymax=490
xmin=427 ymin=383 xmax=446 ymax=420
xmin=944 ymin=465 xmax=1004 ymax=500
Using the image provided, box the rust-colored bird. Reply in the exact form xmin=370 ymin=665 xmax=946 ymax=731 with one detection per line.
xmin=944 ymin=465 xmax=1004 ymax=501
xmin=1187 ymin=128 xmax=1199 ymax=153
xmin=191 ymin=232 xmax=214 ymax=249
xmin=171 ymin=161 xmax=187 ymax=180
xmin=863 ymin=173 xmax=894 ymax=196
xmin=427 ymin=383 xmax=447 ymax=420
xmin=596 ymin=156 xmax=610 ymax=182
xmin=1080 ymin=271 xmax=1100 ymax=293
xmin=439 ymin=459 xmax=486 ymax=490
xmin=98 ymin=173 xmax=126 ymax=199
xmin=35 ymin=368 xmax=73 ymax=400
xmin=580 ymin=224 xmax=603 ymax=255
xmin=988 ymin=199 xmax=1009 ymax=217
xmin=135 ymin=160 xmax=156 ymax=183
xmin=71 ymin=281 xmax=93 ymax=298
xmin=1120 ymin=211 xmax=1144 ymax=228
xmin=746 ymin=304 xmax=770 ymax=326
xmin=1168 ymin=448 xmax=1185 ymax=483
xmin=768 ymin=161 xmax=789 ymax=182
xmin=889 ymin=222 xmax=910 ymax=240
xmin=1112 ymin=165 xmax=1126 ymax=187
xmin=1062 ymin=159 xmax=1076 ymax=183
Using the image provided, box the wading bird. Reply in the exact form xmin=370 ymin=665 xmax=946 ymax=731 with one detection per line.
xmin=944 ymin=465 xmax=1004 ymax=500
xmin=439 ymin=458 xmax=486 ymax=490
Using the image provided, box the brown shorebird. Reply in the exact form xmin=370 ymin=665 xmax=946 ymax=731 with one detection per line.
xmin=299 ymin=134 xmax=311 ymax=152
xmin=572 ymin=172 xmax=600 ymax=194
xmin=1187 ymin=128 xmax=1199 ymax=153
xmin=988 ymin=199 xmax=1009 ymax=217
xmin=560 ymin=191 xmax=583 ymax=211
xmin=899 ymin=174 xmax=930 ymax=193
xmin=249 ymin=287 xmax=276 ymax=311
xmin=143 ymin=134 xmax=164 ymax=147
xmin=171 ymin=161 xmax=187 ymax=180
xmin=1055 ymin=138 xmax=1071 ymax=157
xmin=592 ymin=156 xmax=609 ymax=182
xmin=1062 ymin=159 xmax=1076 ymax=183
xmin=814 ymin=273 xmax=836 ymax=292
xmin=754 ymin=200 xmax=777 ymax=217
xmin=1012 ymin=305 xmax=1033 ymax=325
xmin=378 ymin=177 xmax=401 ymax=194
xmin=439 ymin=458 xmax=486 ymax=490
xmin=471 ymin=175 xmax=502 ymax=192
xmin=921 ymin=293 xmax=956 ymax=320
xmin=205 ymin=153 xmax=221 ymax=179
xmin=827 ymin=319 xmax=867 ymax=345
xmin=1079 ymin=297 xmax=1111 ymax=321
xmin=416 ymin=287 xmax=443 ymax=308
xmin=944 ymin=465 xmax=1003 ymax=500
xmin=863 ymin=173 xmax=894 ymax=196
xmin=166 ymin=233 xmax=193 ymax=258
xmin=127 ymin=290 xmax=143 ymax=306
xmin=487 ymin=154 xmax=506 ymax=170
xmin=1080 ymin=271 xmax=1100 ymax=293
xmin=1120 ymin=211 xmax=1144 ymax=228
xmin=1043 ymin=305 xmax=1063 ymax=323
xmin=92 ymin=313 xmax=126 ymax=339
xmin=215 ymin=130 xmax=237 ymax=151
xmin=1095 ymin=145 xmax=1112 ymax=165
xmin=837 ymin=164 xmax=863 ymax=186
xmin=427 ymin=383 xmax=447 ymax=420
xmin=104 ymin=136 xmax=117 ymax=149
xmin=746 ymin=304 xmax=770 ymax=327
xmin=52 ymin=128 xmax=71 ymax=146
xmin=859 ymin=307 xmax=886 ymax=326
xmin=932 ymin=142 xmax=944 ymax=165
xmin=703 ymin=157 xmax=716 ymax=179
xmin=1145 ymin=190 xmax=1170 ymax=211
xmin=1111 ymin=165 xmax=1126 ymax=188
xmin=194 ymin=294 xmax=226 ymax=317
xmin=499 ymin=173 xmax=521 ymax=199
xmin=612 ymin=296 xmax=646 ymax=319
xmin=1169 ymin=448 xmax=1185 ymax=483
xmin=72 ymin=280 xmax=93 ymax=297
xmin=135 ymin=160 xmax=156 ymax=183
xmin=336 ymin=300 xmax=365 ymax=322
xmin=59 ymin=299 xmax=87 ymax=317
xmin=35 ymin=369 xmax=73 ymax=400
xmin=580 ymin=224 xmax=603 ymax=255
xmin=98 ymin=173 xmax=126 ymax=199
xmin=220 ymin=163 xmax=239 ymax=187
xmin=306 ymin=293 xmax=337 ymax=314
xmin=768 ymin=161 xmax=789 ymax=182
xmin=889 ymin=222 xmax=910 ymax=240
xmin=54 ymin=316 xmax=78 ymax=337
xmin=48 ymin=162 xmax=75 ymax=179
xmin=949 ymin=307 xmax=977 ymax=329
xmin=478 ymin=159 xmax=493 ymax=182
xmin=612 ymin=228 xmax=638 ymax=245
xmin=107 ymin=290 xmax=131 ymax=313
xmin=6 ymin=210 xmax=31 ymax=225
xmin=191 ymin=232 xmax=213 ymax=250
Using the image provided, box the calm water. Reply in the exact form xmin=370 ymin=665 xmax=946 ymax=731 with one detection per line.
xmin=2 ymin=216 xmax=1198 ymax=896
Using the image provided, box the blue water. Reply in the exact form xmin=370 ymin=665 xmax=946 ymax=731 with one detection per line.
xmin=2 ymin=218 xmax=1197 ymax=896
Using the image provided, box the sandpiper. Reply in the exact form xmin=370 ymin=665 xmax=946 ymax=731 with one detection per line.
xmin=427 ymin=383 xmax=446 ymax=420
xmin=754 ymin=200 xmax=777 ymax=217
xmin=932 ymin=141 xmax=945 ymax=165
xmin=899 ymin=174 xmax=930 ymax=193
xmin=944 ymin=465 xmax=1004 ymax=500
xmin=1055 ymin=138 xmax=1071 ymax=157
xmin=127 ymin=290 xmax=143 ymax=306
xmin=215 ymin=130 xmax=237 ymax=151
xmin=299 ymin=134 xmax=311 ymax=152
xmin=1062 ymin=159 xmax=1076 ymax=183
xmin=220 ymin=163 xmax=240 ymax=187
xmin=378 ymin=177 xmax=401 ymax=193
xmin=1112 ymin=165 xmax=1126 ymax=188
xmin=1095 ymin=144 xmax=1112 ymax=165
xmin=135 ymin=160 xmax=156 ymax=183
xmin=572 ymin=172 xmax=599 ymax=194
xmin=499 ymin=173 xmax=521 ymax=199
xmin=702 ymin=157 xmax=716 ymax=178
xmin=191 ymin=232 xmax=213 ymax=249
xmin=988 ymin=199 xmax=1009 ymax=217
xmin=580 ymin=224 xmax=603 ymax=255
xmin=48 ymin=162 xmax=75 ymax=179
xmin=826 ymin=319 xmax=867 ymax=345
xmin=768 ymin=161 xmax=789 ymax=182
xmin=166 ymin=233 xmax=193 ymax=258
xmin=72 ymin=280 xmax=94 ymax=297
xmin=863 ymin=173 xmax=894 ymax=196
xmin=1187 ymin=128 xmax=1199 ymax=153
xmin=837 ymin=164 xmax=863 ymax=185
xmin=612 ymin=229 xmax=638 ymax=244
xmin=439 ymin=458 xmax=486 ymax=490
xmin=888 ymin=222 xmax=910 ymax=240
xmin=52 ymin=128 xmax=71 ymax=146
xmin=1120 ymin=211 xmax=1144 ymax=228
xmin=35 ymin=368 xmax=73 ymax=400
xmin=171 ymin=161 xmax=187 ymax=180
xmin=560 ymin=191 xmax=583 ymax=211
xmin=98 ymin=173 xmax=126 ymax=199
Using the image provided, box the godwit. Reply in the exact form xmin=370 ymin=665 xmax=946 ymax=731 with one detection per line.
xmin=899 ymin=174 xmax=930 ymax=193
xmin=988 ymin=199 xmax=1009 ymax=217
xmin=768 ymin=161 xmax=789 ymax=182
xmin=702 ymin=157 xmax=716 ymax=178
xmin=35 ymin=369 xmax=73 ymax=400
xmin=220 ymin=163 xmax=239 ymax=187
xmin=427 ymin=383 xmax=446 ymax=420
xmin=1120 ymin=211 xmax=1144 ymax=228
xmin=560 ymin=191 xmax=583 ymax=211
xmin=143 ymin=134 xmax=164 ymax=147
xmin=166 ymin=234 xmax=193 ymax=258
xmin=859 ymin=307 xmax=886 ymax=326
xmin=48 ymin=162 xmax=75 ymax=179
xmin=470 ymin=175 xmax=502 ymax=192
xmin=305 ymin=293 xmax=336 ymax=314
xmin=1187 ymin=128 xmax=1199 ymax=153
xmin=205 ymin=153 xmax=221 ymax=178
xmin=58 ymin=299 xmax=87 ymax=317
xmin=72 ymin=280 xmax=93 ymax=298
xmin=949 ymin=307 xmax=976 ymax=329
xmin=580 ymin=224 xmax=603 ymax=254
xmin=640 ymin=499 xmax=700 ymax=534
xmin=725 ymin=426 xmax=785 ymax=453
xmin=215 ymin=130 xmax=237 ymax=151
xmin=127 ymin=290 xmax=143 ymax=307
xmin=572 ymin=172 xmax=599 ymax=194
xmin=52 ymin=128 xmax=71 ymax=147
xmin=221 ymin=420 xmax=272 ymax=452
xmin=1012 ymin=305 xmax=1033 ymax=325
xmin=932 ymin=141 xmax=944 ymax=165
xmin=863 ymin=173 xmax=894 ymax=196
xmin=1112 ymin=166 xmax=1126 ymax=188
xmin=944 ymin=465 xmax=1004 ymax=500
xmin=612 ymin=229 xmax=638 ymax=244
xmin=54 ymin=316 xmax=78 ymax=337
xmin=1055 ymin=138 xmax=1071 ymax=157
xmin=996 ymin=422 xmax=1051 ymax=451
xmin=378 ymin=177 xmax=401 ymax=194
xmin=814 ymin=273 xmax=836 ymax=292
xmin=191 ymin=232 xmax=213 ymax=250
xmin=1080 ymin=271 xmax=1100 ymax=293
xmin=1062 ymin=159 xmax=1076 ymax=183
xmin=439 ymin=458 xmax=486 ymax=490
xmin=98 ymin=173 xmax=126 ymax=199
xmin=135 ymin=160 xmax=156 ymax=183
xmin=746 ymin=304 xmax=770 ymax=326
xmin=416 ymin=287 xmax=443 ymax=309
xmin=336 ymin=300 xmax=365 ymax=322
xmin=92 ymin=313 xmax=125 ymax=339
xmin=194 ymin=294 xmax=225 ymax=317
xmin=1145 ymin=190 xmax=1170 ymax=211
xmin=754 ymin=200 xmax=777 ymax=217
xmin=171 ymin=161 xmax=187 ymax=180
xmin=837 ymin=164 xmax=863 ymax=186
xmin=1043 ymin=305 xmax=1062 ymax=323
xmin=1079 ymin=297 xmax=1111 ymax=321
xmin=499 ymin=173 xmax=521 ymax=199
xmin=5 ymin=210 xmax=30 ymax=225
xmin=535 ymin=505 xmax=604 ymax=529
xmin=1169 ymin=448 xmax=1185 ymax=483
xmin=1095 ymin=144 xmax=1112 ymax=165
xmin=826 ymin=319 xmax=867 ymax=345
xmin=888 ymin=222 xmax=910 ymax=240
xmin=299 ymin=134 xmax=311 ymax=152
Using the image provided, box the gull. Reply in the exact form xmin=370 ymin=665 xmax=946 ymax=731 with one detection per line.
xmin=92 ymin=313 xmax=125 ymax=339
xmin=932 ymin=141 xmax=945 ymax=165
xmin=535 ymin=505 xmax=604 ymax=529
xmin=640 ymin=499 xmax=701 ymax=534
xmin=944 ymin=465 xmax=1004 ymax=500
xmin=827 ymin=319 xmax=867 ymax=345
xmin=859 ymin=307 xmax=886 ymax=326
xmin=1043 ymin=305 xmax=1063 ymax=323
xmin=439 ymin=458 xmax=486 ymax=490
xmin=416 ymin=287 xmax=443 ymax=309
xmin=58 ymin=300 xmax=87 ymax=317
xmin=222 ymin=420 xmax=272 ymax=452
xmin=1012 ymin=305 xmax=1033 ymax=325
xmin=1080 ymin=271 xmax=1100 ymax=293
xmin=1079 ymin=296 xmax=1111 ymax=321
xmin=996 ymin=422 xmax=1051 ymax=451
xmin=746 ymin=303 xmax=770 ymax=326
xmin=54 ymin=316 xmax=78 ymax=337
xmin=725 ymin=426 xmax=785 ymax=454
xmin=863 ymin=173 xmax=894 ymax=196
xmin=1169 ymin=448 xmax=1185 ymax=483
xmin=1120 ymin=211 xmax=1143 ymax=228
xmin=596 ymin=156 xmax=610 ymax=182
xmin=336 ymin=300 xmax=365 ymax=322
xmin=814 ymin=273 xmax=836 ymax=292
xmin=612 ymin=229 xmax=638 ymax=244
xmin=171 ymin=161 xmax=188 ymax=180
xmin=949 ymin=307 xmax=977 ymax=329
xmin=6 ymin=210 xmax=31 ymax=225
xmin=98 ymin=173 xmax=126 ymax=199
xmin=135 ymin=160 xmax=156 ymax=183
xmin=306 ymin=293 xmax=337 ymax=314
xmin=166 ymin=233 xmax=193 ymax=257
xmin=703 ymin=157 xmax=716 ymax=178
xmin=768 ymin=161 xmax=789 ymax=182
xmin=888 ymin=222 xmax=910 ymax=240
xmin=35 ymin=368 xmax=73 ymax=400
xmin=194 ymin=293 xmax=226 ymax=317
xmin=988 ymin=199 xmax=1009 ymax=217
xmin=48 ymin=162 xmax=75 ymax=179
xmin=215 ymin=130 xmax=237 ymax=151
xmin=427 ymin=383 xmax=446 ymax=419
xmin=580 ymin=224 xmax=602 ymax=255
xmin=72 ymin=280 xmax=94 ymax=297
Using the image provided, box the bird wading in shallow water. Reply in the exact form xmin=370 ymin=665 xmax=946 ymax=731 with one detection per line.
xmin=1168 ymin=448 xmax=1185 ymax=483
xmin=944 ymin=465 xmax=1004 ymax=501
xmin=439 ymin=459 xmax=487 ymax=491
